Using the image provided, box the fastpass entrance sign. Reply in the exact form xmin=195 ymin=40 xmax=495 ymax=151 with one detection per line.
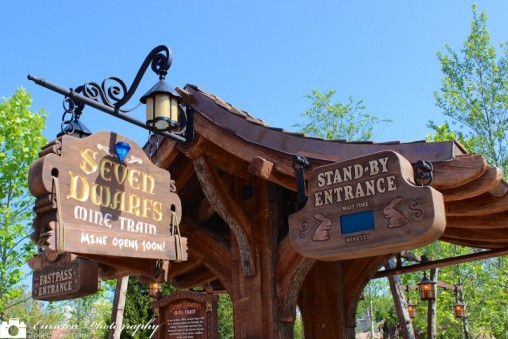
xmin=289 ymin=151 xmax=446 ymax=260
xmin=29 ymin=131 xmax=187 ymax=261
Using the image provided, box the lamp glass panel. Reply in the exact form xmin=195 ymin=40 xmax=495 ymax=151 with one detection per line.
xmin=170 ymin=97 xmax=179 ymax=122
xmin=454 ymin=304 xmax=465 ymax=318
xmin=155 ymin=93 xmax=171 ymax=119
xmin=149 ymin=282 xmax=159 ymax=297
xmin=146 ymin=96 xmax=154 ymax=122
xmin=419 ymin=283 xmax=435 ymax=300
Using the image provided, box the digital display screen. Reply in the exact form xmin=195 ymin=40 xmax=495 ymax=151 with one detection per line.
xmin=340 ymin=210 xmax=375 ymax=235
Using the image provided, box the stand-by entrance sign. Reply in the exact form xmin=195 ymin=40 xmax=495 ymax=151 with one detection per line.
xmin=29 ymin=131 xmax=187 ymax=261
xmin=289 ymin=151 xmax=446 ymax=260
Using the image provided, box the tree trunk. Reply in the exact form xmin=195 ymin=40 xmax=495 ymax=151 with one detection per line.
xmin=109 ymin=276 xmax=129 ymax=339
xmin=385 ymin=261 xmax=415 ymax=339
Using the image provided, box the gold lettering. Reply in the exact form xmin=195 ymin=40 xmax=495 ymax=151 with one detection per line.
xmin=80 ymin=149 xmax=98 ymax=174
xmin=152 ymin=201 xmax=163 ymax=221
xmin=67 ymin=171 xmax=89 ymax=202
xmin=142 ymin=198 xmax=152 ymax=218
xmin=128 ymin=169 xmax=141 ymax=190
xmin=114 ymin=163 xmax=128 ymax=185
xmin=91 ymin=184 xmax=111 ymax=207
xmin=99 ymin=158 xmax=113 ymax=181
xmin=110 ymin=191 xmax=126 ymax=211
xmin=128 ymin=194 xmax=141 ymax=216
xmin=142 ymin=172 xmax=155 ymax=194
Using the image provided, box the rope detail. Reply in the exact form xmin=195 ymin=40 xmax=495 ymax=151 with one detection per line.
xmin=52 ymin=176 xmax=65 ymax=253
xmin=170 ymin=210 xmax=183 ymax=262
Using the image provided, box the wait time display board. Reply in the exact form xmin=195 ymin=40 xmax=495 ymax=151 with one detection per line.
xmin=288 ymin=151 xmax=446 ymax=261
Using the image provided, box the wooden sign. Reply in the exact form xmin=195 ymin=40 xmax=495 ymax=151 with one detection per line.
xmin=153 ymin=291 xmax=219 ymax=339
xmin=28 ymin=131 xmax=187 ymax=261
xmin=289 ymin=151 xmax=446 ymax=260
xmin=28 ymin=252 xmax=98 ymax=301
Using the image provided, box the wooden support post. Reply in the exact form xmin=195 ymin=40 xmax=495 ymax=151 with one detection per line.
xmin=298 ymin=261 xmax=344 ymax=338
xmin=385 ymin=260 xmax=415 ymax=339
xmin=109 ymin=276 xmax=129 ymax=339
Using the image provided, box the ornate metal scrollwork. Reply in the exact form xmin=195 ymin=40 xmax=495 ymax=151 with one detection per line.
xmin=70 ymin=45 xmax=172 ymax=115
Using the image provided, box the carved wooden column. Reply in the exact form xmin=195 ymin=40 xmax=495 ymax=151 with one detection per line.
xmin=298 ymin=261 xmax=350 ymax=338
xmin=227 ymin=178 xmax=294 ymax=338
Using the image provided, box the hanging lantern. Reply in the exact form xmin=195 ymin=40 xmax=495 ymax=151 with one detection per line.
xmin=417 ymin=272 xmax=436 ymax=301
xmin=453 ymin=300 xmax=466 ymax=319
xmin=141 ymin=79 xmax=182 ymax=132
xmin=407 ymin=300 xmax=417 ymax=318
xmin=149 ymin=282 xmax=161 ymax=299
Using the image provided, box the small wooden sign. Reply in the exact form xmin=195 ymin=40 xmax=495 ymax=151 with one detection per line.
xmin=289 ymin=151 xmax=446 ymax=261
xmin=153 ymin=291 xmax=219 ymax=339
xmin=28 ymin=131 xmax=187 ymax=261
xmin=29 ymin=253 xmax=98 ymax=301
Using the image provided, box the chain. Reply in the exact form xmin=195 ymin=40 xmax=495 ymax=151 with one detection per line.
xmin=148 ymin=131 xmax=161 ymax=165
xmin=61 ymin=97 xmax=77 ymax=135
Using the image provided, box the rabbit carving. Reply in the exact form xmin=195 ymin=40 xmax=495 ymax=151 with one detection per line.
xmin=383 ymin=196 xmax=408 ymax=228
xmin=311 ymin=213 xmax=332 ymax=241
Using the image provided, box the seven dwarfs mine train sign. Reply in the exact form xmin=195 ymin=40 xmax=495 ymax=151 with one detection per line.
xmin=27 ymin=131 xmax=187 ymax=301
xmin=289 ymin=151 xmax=446 ymax=261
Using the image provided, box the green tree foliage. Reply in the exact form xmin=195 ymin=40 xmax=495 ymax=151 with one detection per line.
xmin=294 ymin=89 xmax=391 ymax=141
xmin=426 ymin=6 xmax=508 ymax=337
xmin=217 ymin=294 xmax=233 ymax=339
xmin=120 ymin=278 xmax=155 ymax=338
xmin=409 ymin=242 xmax=508 ymax=338
xmin=431 ymin=4 xmax=508 ymax=172
xmin=0 ymin=89 xmax=46 ymax=317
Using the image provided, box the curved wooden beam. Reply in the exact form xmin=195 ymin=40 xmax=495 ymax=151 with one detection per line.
xmin=447 ymin=212 xmax=508 ymax=229
xmin=431 ymin=154 xmax=488 ymax=190
xmin=190 ymin=228 xmax=233 ymax=293
xmin=194 ymin=156 xmax=256 ymax=277
xmin=440 ymin=236 xmax=508 ymax=249
xmin=446 ymin=192 xmax=508 ymax=216
xmin=443 ymin=227 xmax=508 ymax=244
xmin=276 ymin=237 xmax=315 ymax=322
xmin=342 ymin=255 xmax=393 ymax=311
xmin=441 ymin=167 xmax=503 ymax=201
xmin=169 ymin=219 xmax=233 ymax=291
xmin=170 ymin=266 xmax=217 ymax=289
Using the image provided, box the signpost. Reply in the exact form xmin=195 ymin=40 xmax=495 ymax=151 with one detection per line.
xmin=289 ymin=151 xmax=446 ymax=260
xmin=28 ymin=131 xmax=188 ymax=301
xmin=28 ymin=131 xmax=187 ymax=261
xmin=152 ymin=291 xmax=219 ymax=339
xmin=28 ymin=252 xmax=99 ymax=301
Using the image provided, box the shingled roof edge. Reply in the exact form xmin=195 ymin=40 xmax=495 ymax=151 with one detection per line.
xmin=185 ymin=84 xmax=463 ymax=163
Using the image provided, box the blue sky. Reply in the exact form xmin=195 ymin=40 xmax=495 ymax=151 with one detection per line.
xmin=1 ymin=1 xmax=507 ymax=147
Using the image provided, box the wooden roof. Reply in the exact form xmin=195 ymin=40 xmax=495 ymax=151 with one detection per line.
xmin=177 ymin=84 xmax=508 ymax=249
xmin=135 ymin=84 xmax=508 ymax=337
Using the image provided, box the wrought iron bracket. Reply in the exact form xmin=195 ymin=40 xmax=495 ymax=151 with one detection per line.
xmin=414 ymin=160 xmax=433 ymax=186
xmin=293 ymin=155 xmax=310 ymax=210
xmin=27 ymin=45 xmax=193 ymax=145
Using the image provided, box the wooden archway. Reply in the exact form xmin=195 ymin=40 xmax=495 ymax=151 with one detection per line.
xmin=109 ymin=84 xmax=508 ymax=338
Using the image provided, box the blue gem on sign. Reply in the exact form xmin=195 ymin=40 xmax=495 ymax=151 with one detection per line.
xmin=115 ymin=142 xmax=131 ymax=162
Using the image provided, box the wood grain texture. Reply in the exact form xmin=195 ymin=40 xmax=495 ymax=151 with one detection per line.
xmin=430 ymin=154 xmax=488 ymax=190
xmin=440 ymin=167 xmax=503 ymax=201
xmin=446 ymin=192 xmax=508 ymax=216
xmin=193 ymin=156 xmax=255 ymax=277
